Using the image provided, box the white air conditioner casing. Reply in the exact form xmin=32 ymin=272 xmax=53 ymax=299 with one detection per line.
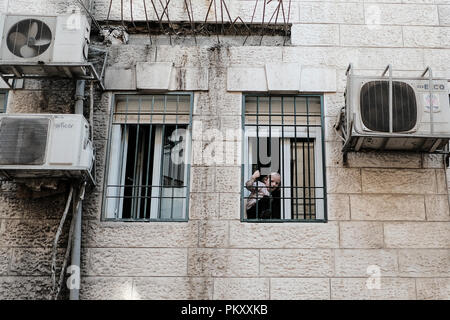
xmin=0 ymin=13 xmax=90 ymax=63
xmin=339 ymin=69 xmax=450 ymax=152
xmin=0 ymin=114 xmax=94 ymax=180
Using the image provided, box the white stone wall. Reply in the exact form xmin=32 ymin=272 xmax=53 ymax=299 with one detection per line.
xmin=0 ymin=0 xmax=449 ymax=300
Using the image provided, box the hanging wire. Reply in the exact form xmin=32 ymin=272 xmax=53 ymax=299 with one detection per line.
xmin=142 ymin=0 xmax=153 ymax=44
xmin=74 ymin=0 xmax=103 ymax=31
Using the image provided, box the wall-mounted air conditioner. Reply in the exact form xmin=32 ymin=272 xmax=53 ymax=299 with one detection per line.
xmin=0 ymin=114 xmax=94 ymax=180
xmin=0 ymin=13 xmax=90 ymax=63
xmin=337 ymin=65 xmax=450 ymax=153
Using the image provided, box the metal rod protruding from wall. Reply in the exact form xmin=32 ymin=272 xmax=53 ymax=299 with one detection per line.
xmin=422 ymin=66 xmax=434 ymax=135
xmin=382 ymin=64 xmax=393 ymax=133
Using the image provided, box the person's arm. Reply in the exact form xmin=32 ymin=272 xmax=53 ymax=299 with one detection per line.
xmin=245 ymin=170 xmax=260 ymax=192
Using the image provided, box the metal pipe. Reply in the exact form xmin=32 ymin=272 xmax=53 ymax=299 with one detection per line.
xmin=69 ymin=182 xmax=86 ymax=300
xmin=69 ymin=192 xmax=82 ymax=300
xmin=75 ymin=80 xmax=85 ymax=115
xmin=70 ymin=80 xmax=86 ymax=300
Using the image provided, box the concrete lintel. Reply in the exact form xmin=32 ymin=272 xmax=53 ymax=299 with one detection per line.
xmin=265 ymin=63 xmax=301 ymax=92
xmin=227 ymin=66 xmax=268 ymax=92
xmin=104 ymin=67 xmax=136 ymax=91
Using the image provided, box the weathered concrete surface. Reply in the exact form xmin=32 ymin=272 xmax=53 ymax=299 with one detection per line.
xmin=2 ymin=0 xmax=450 ymax=301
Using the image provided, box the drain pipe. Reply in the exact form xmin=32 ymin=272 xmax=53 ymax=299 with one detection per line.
xmin=70 ymin=80 xmax=86 ymax=300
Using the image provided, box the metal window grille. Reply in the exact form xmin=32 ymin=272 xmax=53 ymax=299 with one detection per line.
xmin=0 ymin=92 xmax=6 ymax=113
xmin=103 ymin=93 xmax=193 ymax=221
xmin=242 ymin=95 xmax=327 ymax=222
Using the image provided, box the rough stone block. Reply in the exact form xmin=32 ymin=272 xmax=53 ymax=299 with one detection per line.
xmin=335 ymin=249 xmax=399 ymax=277
xmin=350 ymin=194 xmax=426 ymax=221
xmin=270 ymin=278 xmax=330 ymax=300
xmin=154 ymin=45 xmax=210 ymax=68
xmin=300 ymin=3 xmax=365 ymax=24
xmin=325 ymin=115 xmax=342 ymax=142
xmin=189 ymin=193 xmax=219 ymax=220
xmin=169 ymin=67 xmax=209 ymax=91
xmin=384 ymin=222 xmax=450 ymax=248
xmin=0 ymin=194 xmax=26 ymax=219
xmin=348 ymin=152 xmax=422 ymax=169
xmin=0 ymin=219 xmax=65 ymax=248
xmin=331 ymin=278 xmax=416 ymax=300
xmin=300 ymin=67 xmax=337 ymax=92
xmin=416 ymin=278 xmax=450 ymax=300
xmin=436 ymin=169 xmax=447 ymax=194
xmin=291 ymin=24 xmax=339 ymax=46
xmin=229 ymin=221 xmax=339 ymax=249
xmin=439 ymin=6 xmax=450 ymax=26
xmin=354 ymin=48 xmax=425 ymax=70
xmin=7 ymin=0 xmax=74 ymax=15
xmin=227 ymin=67 xmax=268 ymax=92
xmin=260 ymin=249 xmax=333 ymax=277
xmin=190 ymin=166 xmax=215 ymax=192
xmin=422 ymin=154 xmax=445 ymax=169
xmin=0 ymin=248 xmax=11 ymax=275
xmin=187 ymin=248 xmax=259 ymax=277
xmin=398 ymin=249 xmax=450 ymax=276
xmin=213 ymin=278 xmax=269 ymax=300
xmin=198 ymin=221 xmax=229 ymax=248
xmin=136 ymin=62 xmax=173 ymax=91
xmin=425 ymin=195 xmax=450 ymax=221
xmin=220 ymin=116 xmax=241 ymax=132
xmin=0 ymin=276 xmax=52 ymax=300
xmin=362 ymin=169 xmax=437 ymax=194
xmin=84 ymin=221 xmax=198 ymax=248
xmin=83 ymin=192 xmax=103 ymax=221
xmin=219 ymin=193 xmax=241 ymax=220
xmin=228 ymin=47 xmax=283 ymax=67
xmin=132 ymin=277 xmax=213 ymax=300
xmin=327 ymin=168 xmax=362 ymax=194
xmin=92 ymin=114 xmax=109 ymax=141
xmin=327 ymin=194 xmax=350 ymax=221
xmin=86 ymin=248 xmax=188 ymax=276
xmin=215 ymin=166 xmax=241 ymax=193
xmin=324 ymin=93 xmax=345 ymax=118
xmin=10 ymin=248 xmax=64 ymax=276
xmin=366 ymin=4 xmax=439 ymax=25
xmin=192 ymin=116 xmax=220 ymax=141
xmin=340 ymin=222 xmax=384 ymax=249
xmin=403 ymin=26 xmax=450 ymax=48
xmin=424 ymin=48 xmax=450 ymax=70
xmin=105 ymin=68 xmax=136 ymax=91
xmin=340 ymin=25 xmax=403 ymax=47
xmin=80 ymin=277 xmax=133 ymax=300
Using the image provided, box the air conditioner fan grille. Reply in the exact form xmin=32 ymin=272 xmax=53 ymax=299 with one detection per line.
xmin=360 ymin=81 xmax=417 ymax=132
xmin=0 ymin=118 xmax=49 ymax=165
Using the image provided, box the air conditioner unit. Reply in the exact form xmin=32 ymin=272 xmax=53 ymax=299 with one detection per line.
xmin=337 ymin=65 xmax=450 ymax=153
xmin=0 ymin=114 xmax=94 ymax=181
xmin=0 ymin=13 xmax=90 ymax=63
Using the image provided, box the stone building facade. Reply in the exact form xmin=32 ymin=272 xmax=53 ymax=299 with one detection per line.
xmin=0 ymin=0 xmax=449 ymax=300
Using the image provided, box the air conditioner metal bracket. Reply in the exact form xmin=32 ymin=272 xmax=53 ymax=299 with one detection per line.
xmin=0 ymin=61 xmax=106 ymax=91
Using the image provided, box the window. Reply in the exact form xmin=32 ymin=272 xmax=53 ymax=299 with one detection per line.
xmin=104 ymin=94 xmax=192 ymax=221
xmin=242 ymin=95 xmax=326 ymax=222
xmin=0 ymin=92 xmax=7 ymax=113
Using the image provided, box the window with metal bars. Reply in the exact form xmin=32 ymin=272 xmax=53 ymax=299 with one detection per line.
xmin=242 ymin=95 xmax=326 ymax=222
xmin=103 ymin=93 xmax=192 ymax=221
xmin=0 ymin=92 xmax=6 ymax=112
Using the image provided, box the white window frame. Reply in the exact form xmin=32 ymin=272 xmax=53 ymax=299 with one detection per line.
xmin=244 ymin=126 xmax=324 ymax=220
xmin=103 ymin=93 xmax=192 ymax=221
